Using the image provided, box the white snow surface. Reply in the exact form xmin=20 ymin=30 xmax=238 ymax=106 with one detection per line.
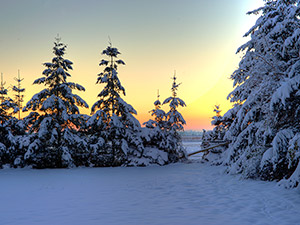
xmin=0 ymin=141 xmax=300 ymax=225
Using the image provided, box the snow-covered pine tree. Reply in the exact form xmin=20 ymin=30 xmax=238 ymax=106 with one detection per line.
xmin=162 ymin=74 xmax=187 ymax=161
xmin=8 ymin=71 xmax=28 ymax=168
xmin=12 ymin=70 xmax=25 ymax=120
xmin=87 ymin=104 xmax=110 ymax=166
xmin=90 ymin=43 xmax=144 ymax=166
xmin=23 ymin=37 xmax=89 ymax=168
xmin=268 ymin=0 xmax=300 ymax=188
xmin=0 ymin=73 xmax=18 ymax=167
xmin=210 ymin=105 xmax=226 ymax=140
xmin=0 ymin=73 xmax=6 ymax=104
xmin=209 ymin=0 xmax=300 ymax=188
xmin=163 ymin=75 xmax=186 ymax=131
xmin=143 ymin=90 xmax=167 ymax=147
xmin=144 ymin=90 xmax=166 ymax=129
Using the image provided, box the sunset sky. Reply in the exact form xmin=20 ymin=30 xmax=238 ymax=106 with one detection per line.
xmin=0 ymin=0 xmax=264 ymax=130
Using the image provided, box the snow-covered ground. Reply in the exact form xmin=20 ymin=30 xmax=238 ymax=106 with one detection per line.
xmin=0 ymin=141 xmax=300 ymax=225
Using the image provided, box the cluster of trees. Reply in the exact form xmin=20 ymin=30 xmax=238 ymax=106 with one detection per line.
xmin=0 ymin=38 xmax=186 ymax=168
xmin=207 ymin=0 xmax=300 ymax=188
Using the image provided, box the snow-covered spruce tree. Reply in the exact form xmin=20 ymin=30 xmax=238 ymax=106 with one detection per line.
xmin=144 ymin=91 xmax=166 ymax=129
xmin=89 ymin=44 xmax=144 ymax=166
xmin=210 ymin=105 xmax=227 ymax=140
xmin=12 ymin=70 xmax=25 ymax=120
xmin=202 ymin=105 xmax=228 ymax=149
xmin=0 ymin=74 xmax=18 ymax=167
xmin=161 ymin=74 xmax=187 ymax=162
xmin=209 ymin=0 xmax=300 ymax=187
xmin=23 ymin=38 xmax=89 ymax=168
xmin=143 ymin=91 xmax=167 ymax=148
xmin=87 ymin=107 xmax=110 ymax=166
xmin=3 ymin=71 xmax=35 ymax=168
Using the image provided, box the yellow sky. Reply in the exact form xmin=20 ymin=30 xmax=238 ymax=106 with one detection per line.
xmin=0 ymin=0 xmax=264 ymax=130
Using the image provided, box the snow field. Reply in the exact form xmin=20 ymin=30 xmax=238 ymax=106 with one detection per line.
xmin=0 ymin=141 xmax=299 ymax=225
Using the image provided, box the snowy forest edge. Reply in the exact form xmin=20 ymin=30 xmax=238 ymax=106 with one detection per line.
xmin=0 ymin=39 xmax=187 ymax=169
xmin=2 ymin=0 xmax=300 ymax=190
xmin=204 ymin=0 xmax=300 ymax=189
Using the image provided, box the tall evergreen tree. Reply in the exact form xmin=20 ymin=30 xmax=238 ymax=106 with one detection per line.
xmin=144 ymin=90 xmax=166 ymax=129
xmin=163 ymin=74 xmax=186 ymax=132
xmin=0 ymin=73 xmax=6 ymax=104
xmin=143 ymin=91 xmax=167 ymax=148
xmin=9 ymin=71 xmax=32 ymax=168
xmin=12 ymin=70 xmax=25 ymax=120
xmin=23 ymin=37 xmax=89 ymax=168
xmin=0 ymin=73 xmax=18 ymax=166
xmin=89 ymin=43 xmax=144 ymax=166
xmin=162 ymin=74 xmax=187 ymax=161
xmin=0 ymin=73 xmax=18 ymax=125
xmin=209 ymin=0 xmax=300 ymax=188
xmin=211 ymin=105 xmax=226 ymax=140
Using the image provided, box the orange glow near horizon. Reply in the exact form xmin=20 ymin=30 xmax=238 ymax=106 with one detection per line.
xmin=0 ymin=0 xmax=264 ymax=131
xmin=3 ymin=41 xmax=239 ymax=131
